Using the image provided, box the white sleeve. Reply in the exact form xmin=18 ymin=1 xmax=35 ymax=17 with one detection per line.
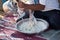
xmin=39 ymin=0 xmax=46 ymax=5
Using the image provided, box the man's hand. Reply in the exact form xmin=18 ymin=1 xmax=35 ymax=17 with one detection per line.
xmin=17 ymin=1 xmax=45 ymax=11
xmin=18 ymin=1 xmax=26 ymax=8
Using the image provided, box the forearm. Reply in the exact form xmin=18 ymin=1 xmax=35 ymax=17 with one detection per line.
xmin=25 ymin=4 xmax=45 ymax=11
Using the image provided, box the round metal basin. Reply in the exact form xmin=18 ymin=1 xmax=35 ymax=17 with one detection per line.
xmin=16 ymin=18 xmax=49 ymax=34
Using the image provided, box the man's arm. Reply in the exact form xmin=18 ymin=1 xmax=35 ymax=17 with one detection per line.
xmin=18 ymin=2 xmax=45 ymax=11
xmin=24 ymin=4 xmax=45 ymax=11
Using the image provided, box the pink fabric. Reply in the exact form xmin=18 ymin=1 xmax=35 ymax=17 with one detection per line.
xmin=0 ymin=12 xmax=47 ymax=40
xmin=0 ymin=27 xmax=47 ymax=40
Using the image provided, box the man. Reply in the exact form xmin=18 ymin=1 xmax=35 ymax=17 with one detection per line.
xmin=17 ymin=0 xmax=60 ymax=30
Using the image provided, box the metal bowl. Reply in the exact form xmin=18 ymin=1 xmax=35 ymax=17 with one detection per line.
xmin=16 ymin=18 xmax=49 ymax=34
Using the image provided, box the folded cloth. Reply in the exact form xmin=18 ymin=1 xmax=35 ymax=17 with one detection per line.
xmin=0 ymin=27 xmax=47 ymax=40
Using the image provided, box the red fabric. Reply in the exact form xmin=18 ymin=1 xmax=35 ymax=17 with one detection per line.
xmin=0 ymin=27 xmax=47 ymax=40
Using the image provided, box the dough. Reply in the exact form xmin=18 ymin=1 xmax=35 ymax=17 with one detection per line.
xmin=17 ymin=21 xmax=47 ymax=34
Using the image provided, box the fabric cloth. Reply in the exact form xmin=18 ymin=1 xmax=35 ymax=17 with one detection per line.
xmin=34 ymin=10 xmax=60 ymax=30
xmin=34 ymin=0 xmax=39 ymax=4
xmin=0 ymin=27 xmax=46 ymax=40
xmin=40 ymin=0 xmax=60 ymax=11
xmin=2 ymin=0 xmax=7 ymax=4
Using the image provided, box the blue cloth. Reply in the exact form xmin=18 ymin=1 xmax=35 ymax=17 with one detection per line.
xmin=2 ymin=0 xmax=7 ymax=4
xmin=34 ymin=0 xmax=39 ymax=4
